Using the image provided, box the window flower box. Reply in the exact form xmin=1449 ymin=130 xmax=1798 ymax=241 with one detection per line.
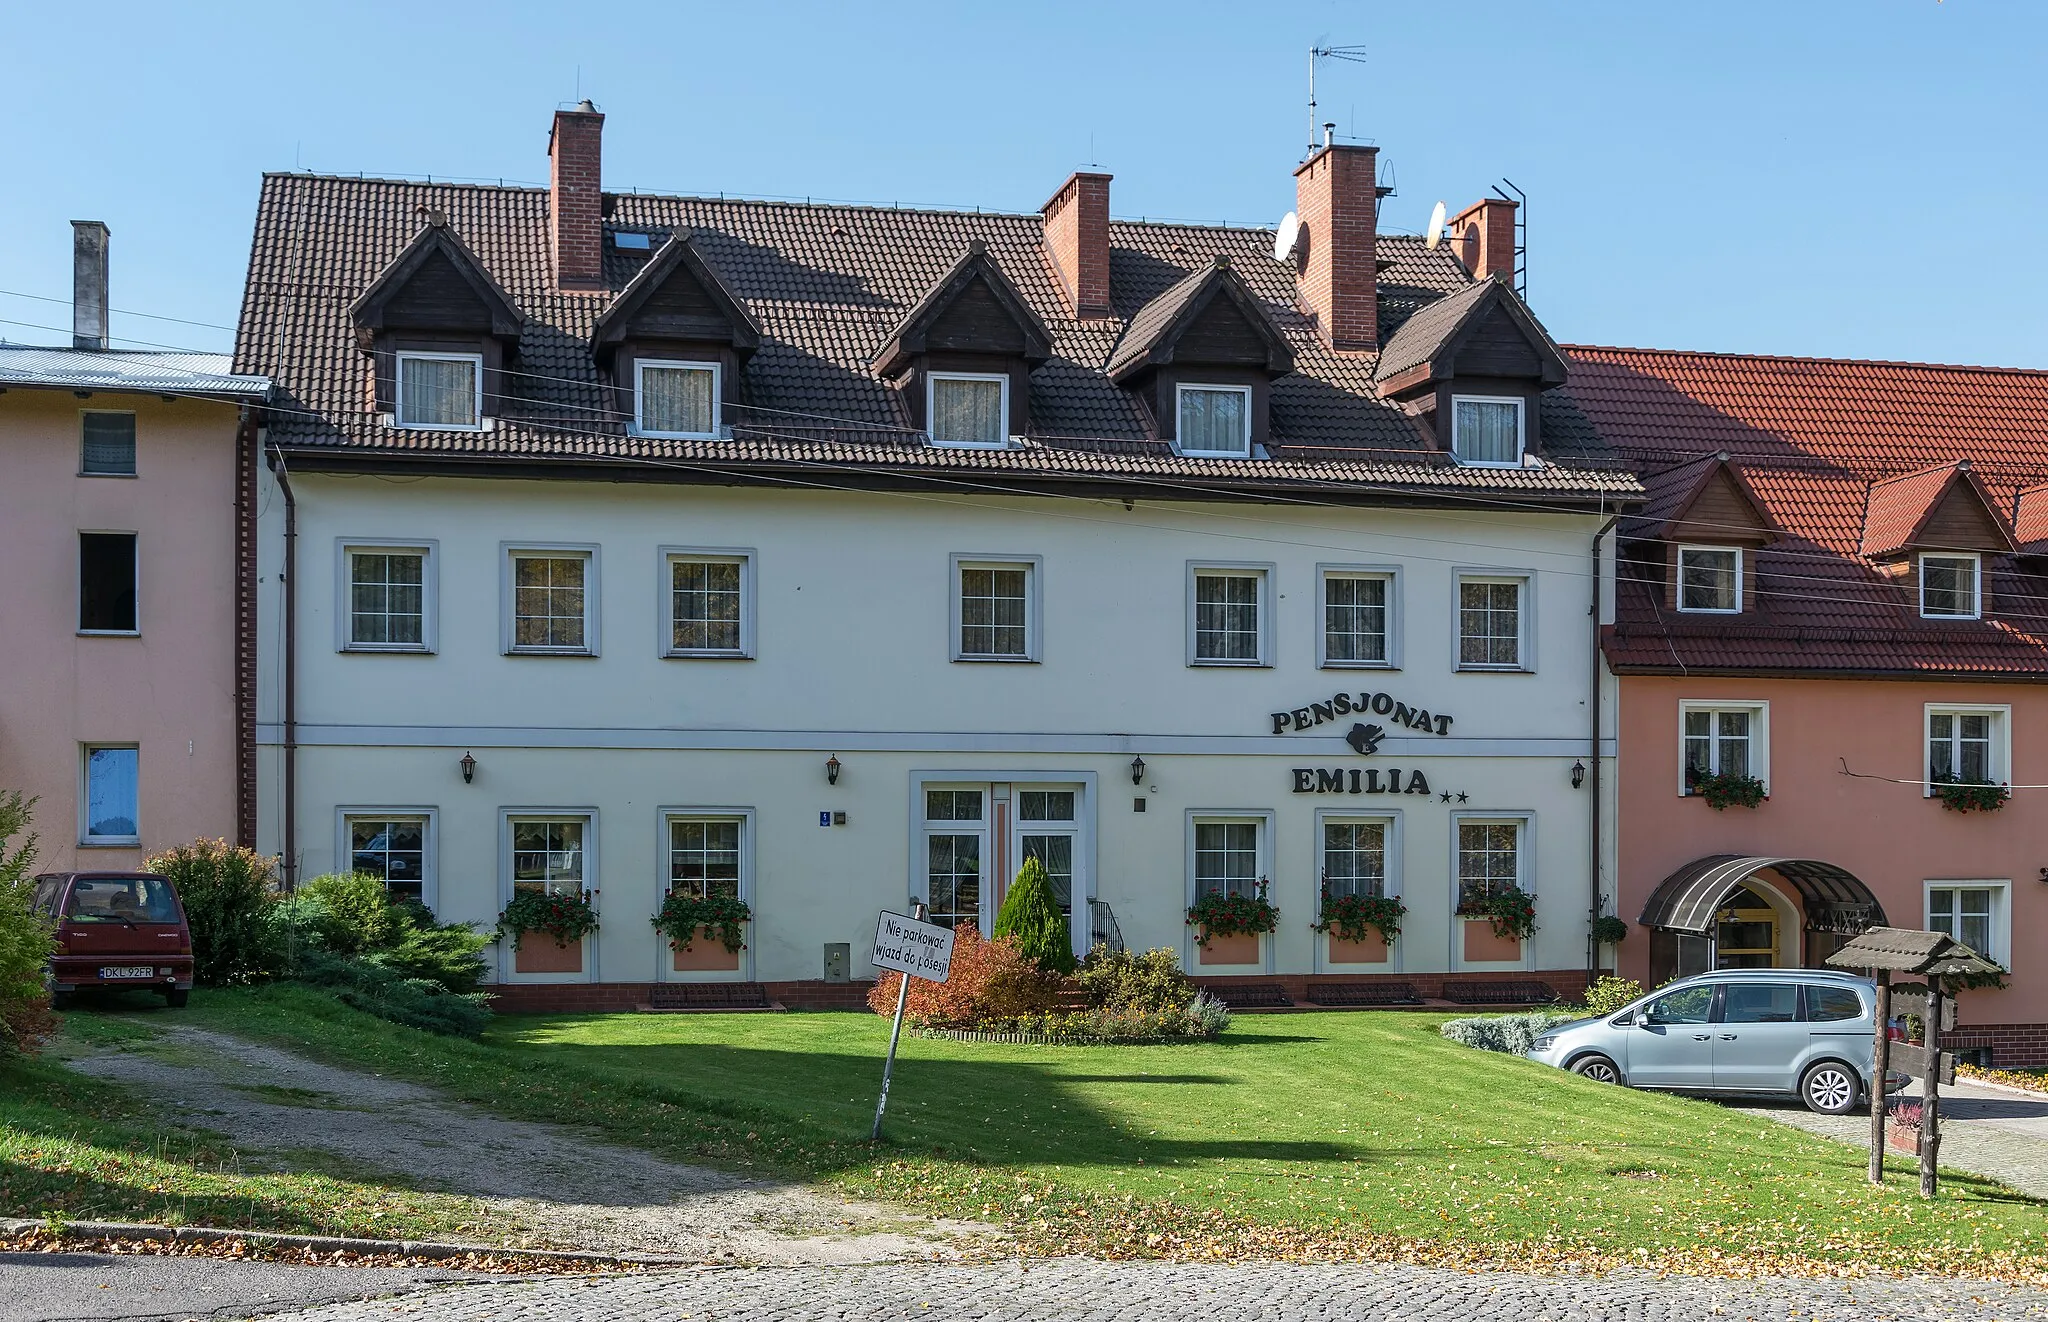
xmin=1932 ymin=776 xmax=2009 ymax=814
xmin=1462 ymin=919 xmax=1523 ymax=963
xmin=1187 ymin=880 xmax=1277 ymax=957
xmin=1327 ymin=931 xmax=1389 ymax=964
xmin=500 ymin=889 xmax=598 ymax=975
xmin=515 ymin=936 xmax=584 ymax=974
xmin=1685 ymin=767 xmax=1768 ymax=811
xmin=1197 ymin=930 xmax=1262 ymax=965
xmin=672 ymin=927 xmax=742 ymax=972
xmin=1314 ymin=889 xmax=1402 ymax=964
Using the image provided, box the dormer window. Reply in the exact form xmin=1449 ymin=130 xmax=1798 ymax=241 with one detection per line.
xmin=1676 ymin=546 xmax=1741 ymax=613
xmin=1176 ymin=385 xmax=1252 ymax=457
xmin=928 ymin=372 xmax=1008 ymax=448
xmin=636 ymin=360 xmax=721 ymax=438
xmin=395 ymin=352 xmax=483 ymax=430
xmin=1451 ymin=395 xmax=1523 ymax=466
xmin=1920 ymin=553 xmax=1981 ymax=619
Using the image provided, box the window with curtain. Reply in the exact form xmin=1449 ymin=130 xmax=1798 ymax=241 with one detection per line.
xmin=511 ymin=819 xmax=585 ymax=895
xmin=1452 ymin=396 xmax=1522 ymax=465
xmin=1457 ymin=577 xmax=1523 ymax=668
xmin=929 ymin=375 xmax=1006 ymax=446
xmin=1928 ymin=709 xmax=1997 ymax=784
xmin=1456 ymin=820 xmax=1521 ymax=912
xmin=83 ymin=745 xmax=139 ymax=843
xmin=1178 ymin=385 xmax=1251 ymax=456
xmin=1920 ymin=554 xmax=1980 ymax=619
xmin=1678 ymin=546 xmax=1741 ymax=612
xmin=922 ymin=789 xmax=985 ymax=930
xmin=81 ymin=412 xmax=136 ymax=476
xmin=511 ymin=553 xmax=589 ymax=651
xmin=1322 ymin=820 xmax=1387 ymax=899
xmin=396 ymin=353 xmax=481 ymax=428
xmin=669 ymin=557 xmax=744 ymax=654
xmin=1683 ymin=707 xmax=1757 ymax=788
xmin=1193 ymin=570 xmax=1262 ymax=662
xmin=958 ymin=564 xmax=1029 ymax=658
xmin=668 ymin=818 xmax=741 ymax=900
xmin=1018 ymin=789 xmax=1078 ymax=916
xmin=1927 ymin=885 xmax=1999 ymax=961
xmin=638 ymin=362 xmax=719 ymax=437
xmin=1193 ymin=820 xmax=1261 ymax=899
xmin=1323 ymin=574 xmax=1389 ymax=664
xmin=348 ymin=549 xmax=427 ymax=648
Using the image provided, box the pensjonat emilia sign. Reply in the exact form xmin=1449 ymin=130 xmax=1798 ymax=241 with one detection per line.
xmin=1273 ymin=688 xmax=1459 ymax=800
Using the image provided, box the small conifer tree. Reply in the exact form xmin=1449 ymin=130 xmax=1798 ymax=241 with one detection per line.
xmin=993 ymin=856 xmax=1076 ymax=975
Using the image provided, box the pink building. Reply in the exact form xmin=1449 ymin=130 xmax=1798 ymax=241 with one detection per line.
xmin=1571 ymin=347 xmax=2048 ymax=1065
xmin=0 ymin=223 xmax=268 ymax=870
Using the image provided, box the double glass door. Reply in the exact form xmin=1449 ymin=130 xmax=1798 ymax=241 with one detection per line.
xmin=919 ymin=783 xmax=1083 ymax=948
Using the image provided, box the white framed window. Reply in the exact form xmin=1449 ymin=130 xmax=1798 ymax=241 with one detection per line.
xmin=1318 ymin=812 xmax=1398 ymax=900
xmin=1175 ymin=384 xmax=1252 ymax=457
xmin=920 ymin=787 xmax=988 ymax=931
xmin=1920 ymin=553 xmax=1981 ymax=619
xmin=662 ymin=809 xmax=750 ymax=904
xmin=1451 ymin=395 xmax=1524 ymax=466
xmin=661 ymin=548 xmax=753 ymax=658
xmin=951 ymin=554 xmax=1040 ymax=662
xmin=1016 ymin=787 xmax=1080 ymax=920
xmin=1925 ymin=704 xmax=2010 ymax=790
xmin=339 ymin=809 xmax=434 ymax=908
xmin=1679 ymin=701 xmax=1769 ymax=795
xmin=1187 ymin=811 xmax=1272 ymax=902
xmin=1677 ymin=545 xmax=1742 ymax=613
xmin=504 ymin=812 xmax=594 ymax=898
xmin=502 ymin=544 xmax=599 ymax=655
xmin=1452 ymin=812 xmax=1531 ymax=913
xmin=394 ymin=351 xmax=483 ymax=430
xmin=636 ymin=360 xmax=721 ymax=439
xmin=80 ymin=410 xmax=136 ymax=476
xmin=1455 ymin=572 xmax=1530 ymax=671
xmin=79 ymin=531 xmax=139 ymax=635
xmin=1188 ymin=563 xmax=1272 ymax=666
xmin=1925 ymin=881 xmax=2009 ymax=969
xmin=927 ymin=372 xmax=1009 ymax=448
xmin=80 ymin=744 xmax=139 ymax=846
xmin=1318 ymin=565 xmax=1397 ymax=668
xmin=339 ymin=541 xmax=435 ymax=652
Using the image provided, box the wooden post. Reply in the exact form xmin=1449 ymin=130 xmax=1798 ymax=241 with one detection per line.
xmin=1919 ymin=979 xmax=1944 ymax=1199
xmin=1869 ymin=970 xmax=1890 ymax=1185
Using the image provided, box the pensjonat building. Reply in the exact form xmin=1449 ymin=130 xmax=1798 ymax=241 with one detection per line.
xmin=234 ymin=104 xmax=1644 ymax=1009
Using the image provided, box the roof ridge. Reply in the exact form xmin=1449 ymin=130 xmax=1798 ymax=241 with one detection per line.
xmin=1565 ymin=342 xmax=2048 ymax=378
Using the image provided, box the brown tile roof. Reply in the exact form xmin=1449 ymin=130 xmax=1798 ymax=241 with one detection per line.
xmin=1565 ymin=346 xmax=2048 ymax=677
xmin=232 ymin=173 xmax=1638 ymax=504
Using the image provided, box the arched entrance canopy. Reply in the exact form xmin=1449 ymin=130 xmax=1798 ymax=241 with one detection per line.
xmin=1640 ymin=855 xmax=1886 ymax=936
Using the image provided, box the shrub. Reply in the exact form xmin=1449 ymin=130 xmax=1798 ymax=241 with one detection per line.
xmin=0 ymin=792 xmax=56 ymax=1056
xmin=1590 ymin=915 xmax=1629 ymax=945
xmin=1186 ymin=881 xmax=1278 ymax=946
xmin=1439 ymin=1011 xmax=1578 ymax=1055
xmin=866 ymin=928 xmax=1062 ymax=1028
xmin=1462 ymin=886 xmax=1538 ymax=941
xmin=1933 ymin=776 xmax=2009 ymax=814
xmin=498 ymin=889 xmax=598 ymax=950
xmin=146 ymin=839 xmax=280 ymax=986
xmin=1186 ymin=990 xmax=1232 ymax=1036
xmin=1582 ymin=975 xmax=1645 ymax=1016
xmin=294 ymin=872 xmax=398 ymax=955
xmin=993 ymin=857 xmax=1076 ymax=974
xmin=1314 ymin=890 xmax=1404 ymax=944
xmin=292 ymin=950 xmax=491 ymax=1039
xmin=651 ymin=890 xmax=752 ymax=954
xmin=1076 ymin=945 xmax=1195 ymax=1016
xmin=362 ymin=904 xmax=492 ymax=995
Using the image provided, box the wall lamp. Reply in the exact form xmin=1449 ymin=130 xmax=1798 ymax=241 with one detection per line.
xmin=826 ymin=754 xmax=841 ymax=786
xmin=1131 ymin=754 xmax=1147 ymax=786
xmin=460 ymin=751 xmax=477 ymax=785
xmin=1570 ymin=760 xmax=1586 ymax=790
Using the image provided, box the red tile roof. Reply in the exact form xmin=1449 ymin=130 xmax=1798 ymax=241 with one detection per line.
xmin=1565 ymin=346 xmax=2048 ymax=677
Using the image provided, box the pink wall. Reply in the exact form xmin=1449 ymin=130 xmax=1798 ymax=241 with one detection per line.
xmin=1617 ymin=675 xmax=2048 ymax=1027
xmin=0 ymin=390 xmax=240 ymax=872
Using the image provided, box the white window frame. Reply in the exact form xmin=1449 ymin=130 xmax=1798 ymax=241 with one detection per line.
xmin=1173 ymin=383 xmax=1253 ymax=458
xmin=916 ymin=783 xmax=993 ymax=936
xmin=634 ymin=359 xmax=723 ymax=440
xmin=79 ymin=742 xmax=140 ymax=847
xmin=1013 ymin=783 xmax=1087 ymax=958
xmin=950 ymin=553 xmax=1041 ymax=663
xmin=1450 ymin=394 xmax=1525 ymax=467
xmin=1676 ymin=544 xmax=1743 ymax=614
xmin=79 ymin=409 xmax=137 ymax=478
xmin=659 ymin=546 xmax=755 ymax=659
xmin=336 ymin=807 xmax=437 ymax=910
xmin=1184 ymin=808 xmax=1275 ymax=909
xmin=1923 ymin=879 xmax=2010 ymax=970
xmin=1316 ymin=564 xmax=1400 ymax=669
xmin=336 ymin=539 xmax=437 ymax=653
xmin=1315 ymin=808 xmax=1403 ymax=901
xmin=658 ymin=806 xmax=754 ymax=910
xmin=903 ymin=770 xmax=1100 ymax=950
xmin=77 ymin=529 xmax=140 ymax=637
xmin=1450 ymin=809 xmax=1535 ymax=915
xmin=393 ymin=351 xmax=485 ymax=431
xmin=1677 ymin=700 xmax=1770 ymax=797
xmin=924 ymin=371 xmax=1011 ymax=449
xmin=1919 ymin=552 xmax=1982 ymax=620
xmin=1453 ymin=570 xmax=1533 ymax=672
xmin=500 ymin=808 xmax=598 ymax=902
xmin=501 ymin=543 xmax=600 ymax=657
xmin=1186 ymin=562 xmax=1274 ymax=667
xmin=1923 ymin=703 xmax=2011 ymax=793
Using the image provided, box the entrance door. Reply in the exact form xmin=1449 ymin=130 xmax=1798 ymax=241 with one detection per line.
xmin=1714 ymin=884 xmax=1779 ymax=969
xmin=1623 ymin=983 xmax=1719 ymax=1088
xmin=921 ymin=787 xmax=989 ymax=933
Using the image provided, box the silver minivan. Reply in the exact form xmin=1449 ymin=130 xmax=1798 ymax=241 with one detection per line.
xmin=1527 ymin=969 xmax=1893 ymax=1114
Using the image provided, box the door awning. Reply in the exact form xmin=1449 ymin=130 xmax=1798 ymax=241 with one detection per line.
xmin=1639 ymin=855 xmax=1886 ymax=936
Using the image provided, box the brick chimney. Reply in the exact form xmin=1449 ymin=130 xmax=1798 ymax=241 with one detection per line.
xmin=71 ymin=220 xmax=110 ymax=350
xmin=1292 ymin=144 xmax=1379 ymax=354
xmin=1041 ymin=171 xmax=1112 ymax=320
xmin=1450 ymin=197 xmax=1517 ymax=283
xmin=549 ymin=101 xmax=606 ymax=292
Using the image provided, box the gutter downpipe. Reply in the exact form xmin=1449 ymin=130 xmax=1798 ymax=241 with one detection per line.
xmin=1588 ymin=511 xmax=1619 ymax=991
xmin=271 ymin=447 xmax=298 ymax=890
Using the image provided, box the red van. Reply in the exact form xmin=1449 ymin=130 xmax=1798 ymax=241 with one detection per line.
xmin=31 ymin=872 xmax=194 ymax=1008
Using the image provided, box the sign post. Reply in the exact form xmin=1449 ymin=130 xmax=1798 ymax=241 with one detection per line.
xmin=868 ymin=904 xmax=955 ymax=1142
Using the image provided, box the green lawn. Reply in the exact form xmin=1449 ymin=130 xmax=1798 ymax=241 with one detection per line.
xmin=177 ymin=986 xmax=2046 ymax=1277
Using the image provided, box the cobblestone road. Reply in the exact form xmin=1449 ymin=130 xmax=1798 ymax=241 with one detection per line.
xmin=253 ymin=1259 xmax=2048 ymax=1321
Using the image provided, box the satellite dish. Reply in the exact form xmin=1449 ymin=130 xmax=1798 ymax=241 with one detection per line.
xmin=1424 ymin=200 xmax=1448 ymax=249
xmin=1272 ymin=211 xmax=1301 ymax=263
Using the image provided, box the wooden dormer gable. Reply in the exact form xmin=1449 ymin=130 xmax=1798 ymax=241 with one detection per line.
xmin=1860 ymin=460 xmax=2016 ymax=559
xmin=1371 ymin=276 xmax=1567 ymax=401
xmin=347 ymin=218 xmax=522 ymax=351
xmin=590 ymin=231 xmax=761 ymax=365
xmin=1655 ymin=456 xmax=1780 ymax=546
xmin=871 ymin=242 xmax=1052 ymax=379
xmin=1105 ymin=257 xmax=1294 ymax=384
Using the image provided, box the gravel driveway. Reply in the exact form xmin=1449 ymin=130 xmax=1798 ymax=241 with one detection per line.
xmin=68 ymin=1026 xmax=993 ymax=1264
xmin=1739 ymin=1076 xmax=2048 ymax=1200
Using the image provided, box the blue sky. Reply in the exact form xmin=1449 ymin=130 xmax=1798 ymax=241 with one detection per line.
xmin=3 ymin=0 xmax=2041 ymax=366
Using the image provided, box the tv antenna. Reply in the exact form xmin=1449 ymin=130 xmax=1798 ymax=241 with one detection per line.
xmin=1308 ymin=44 xmax=1370 ymax=157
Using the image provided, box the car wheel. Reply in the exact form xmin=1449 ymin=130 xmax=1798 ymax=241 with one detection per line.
xmin=162 ymin=988 xmax=190 ymax=1008
xmin=1571 ymin=1054 xmax=1623 ymax=1085
xmin=50 ymin=989 xmax=74 ymax=1013
xmin=1801 ymin=1061 xmax=1860 ymax=1115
